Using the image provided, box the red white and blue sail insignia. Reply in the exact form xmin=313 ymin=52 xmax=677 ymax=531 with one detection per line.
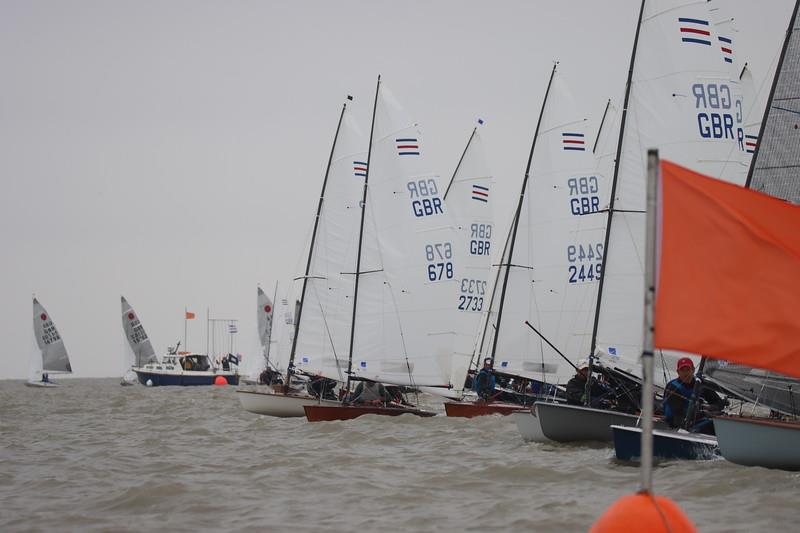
xmin=353 ymin=161 xmax=368 ymax=177
xmin=719 ymin=36 xmax=733 ymax=63
xmin=395 ymin=138 xmax=420 ymax=156
xmin=471 ymin=184 xmax=489 ymax=203
xmin=562 ymin=132 xmax=586 ymax=151
xmin=678 ymin=17 xmax=711 ymax=46
xmin=745 ymin=134 xmax=757 ymax=154
xmin=608 ymin=347 xmax=617 ymax=356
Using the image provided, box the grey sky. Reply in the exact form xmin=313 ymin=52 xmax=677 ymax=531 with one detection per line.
xmin=1 ymin=0 xmax=793 ymax=378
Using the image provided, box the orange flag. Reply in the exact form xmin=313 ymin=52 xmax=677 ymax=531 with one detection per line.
xmin=185 ymin=311 xmax=196 ymax=320
xmin=655 ymin=160 xmax=800 ymax=378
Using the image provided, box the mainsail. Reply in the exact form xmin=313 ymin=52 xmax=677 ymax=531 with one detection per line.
xmin=33 ymin=297 xmax=72 ymax=373
xmin=256 ymin=286 xmax=275 ymax=362
xmin=592 ymin=0 xmax=752 ymax=376
xmin=441 ymin=125 xmax=495 ymax=395
xmin=121 ymin=296 xmax=157 ymax=367
xmin=290 ymin=101 xmax=366 ymax=382
xmin=488 ymin=66 xmax=610 ymax=385
xmin=349 ymin=80 xmax=459 ymax=388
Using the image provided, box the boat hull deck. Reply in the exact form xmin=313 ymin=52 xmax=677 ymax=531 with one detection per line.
xmin=304 ymin=404 xmax=437 ymax=422
xmin=444 ymin=401 xmax=527 ymax=418
xmin=236 ymin=389 xmax=340 ymax=417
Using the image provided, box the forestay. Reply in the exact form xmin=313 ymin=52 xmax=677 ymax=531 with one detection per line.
xmin=33 ymin=297 xmax=72 ymax=373
xmin=350 ymin=82 xmax=458 ymax=388
xmin=121 ymin=296 xmax=157 ymax=367
xmin=593 ymin=0 xmax=752 ymax=374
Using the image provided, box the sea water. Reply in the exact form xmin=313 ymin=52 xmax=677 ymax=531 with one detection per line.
xmin=1 ymin=379 xmax=797 ymax=532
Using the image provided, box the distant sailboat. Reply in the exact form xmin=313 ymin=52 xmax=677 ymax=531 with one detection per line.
xmin=27 ymin=297 xmax=72 ymax=387
xmin=120 ymin=296 xmax=157 ymax=385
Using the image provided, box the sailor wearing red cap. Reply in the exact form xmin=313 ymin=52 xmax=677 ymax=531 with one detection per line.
xmin=662 ymin=357 xmax=726 ymax=433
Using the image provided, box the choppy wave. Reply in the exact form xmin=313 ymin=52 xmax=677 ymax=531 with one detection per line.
xmin=1 ymin=379 xmax=798 ymax=532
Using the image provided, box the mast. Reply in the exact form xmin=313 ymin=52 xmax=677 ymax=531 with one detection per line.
xmin=473 ymin=209 xmax=514 ymax=370
xmin=346 ymin=76 xmax=381 ymax=394
xmin=745 ymin=0 xmax=800 ymax=188
xmin=443 ymin=126 xmax=478 ymax=200
xmin=488 ymin=62 xmax=558 ymax=362
xmin=587 ymin=0 xmax=646 ymax=401
xmin=285 ymin=97 xmax=351 ymax=390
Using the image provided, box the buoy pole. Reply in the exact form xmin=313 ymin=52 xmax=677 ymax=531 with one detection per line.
xmin=640 ymin=149 xmax=659 ymax=492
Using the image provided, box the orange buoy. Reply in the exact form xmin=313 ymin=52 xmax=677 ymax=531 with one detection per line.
xmin=214 ymin=376 xmax=228 ymax=386
xmin=591 ymin=493 xmax=696 ymax=533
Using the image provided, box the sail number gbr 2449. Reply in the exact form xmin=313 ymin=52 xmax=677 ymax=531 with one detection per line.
xmin=567 ymin=243 xmax=603 ymax=283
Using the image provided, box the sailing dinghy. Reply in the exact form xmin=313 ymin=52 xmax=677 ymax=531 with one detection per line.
xmin=120 ymin=296 xmax=157 ymax=385
xmin=237 ymin=97 xmax=365 ymax=416
xmin=27 ymin=297 xmax=72 ymax=387
xmin=305 ymin=78 xmax=460 ymax=422
xmin=524 ymin=0 xmax=752 ymax=443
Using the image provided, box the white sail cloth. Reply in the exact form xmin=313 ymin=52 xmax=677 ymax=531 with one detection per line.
xmin=594 ymin=0 xmax=753 ymax=375
xmin=350 ymin=83 xmax=459 ymax=388
xmin=290 ymin=106 xmax=366 ymax=382
xmin=442 ymin=128 xmax=495 ymax=396
xmin=33 ymin=297 xmax=72 ymax=373
xmin=121 ymin=296 xmax=157 ymax=368
xmin=490 ymin=70 xmax=610 ymax=385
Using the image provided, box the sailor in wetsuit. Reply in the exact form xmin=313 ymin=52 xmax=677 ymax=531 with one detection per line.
xmin=473 ymin=358 xmax=497 ymax=400
xmin=565 ymin=360 xmax=614 ymax=408
xmin=351 ymin=381 xmax=394 ymax=406
xmin=663 ymin=357 xmax=726 ymax=434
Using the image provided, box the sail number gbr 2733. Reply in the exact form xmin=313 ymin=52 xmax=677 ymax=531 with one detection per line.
xmin=567 ymin=243 xmax=603 ymax=283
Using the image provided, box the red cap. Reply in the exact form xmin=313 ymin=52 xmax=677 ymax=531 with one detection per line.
xmin=676 ymin=357 xmax=694 ymax=371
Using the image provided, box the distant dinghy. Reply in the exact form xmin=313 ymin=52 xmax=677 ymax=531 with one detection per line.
xmin=120 ymin=296 xmax=157 ymax=385
xmin=27 ymin=297 xmax=72 ymax=387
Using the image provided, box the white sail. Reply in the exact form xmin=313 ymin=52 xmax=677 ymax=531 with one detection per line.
xmin=350 ymin=82 xmax=458 ymax=388
xmin=292 ymin=106 xmax=366 ymax=382
xmin=32 ymin=297 xmax=72 ymax=374
xmin=256 ymin=286 xmax=274 ymax=359
xmin=121 ymin=296 xmax=157 ymax=367
xmin=490 ymin=70 xmax=610 ymax=385
xmin=439 ymin=127 xmax=496 ymax=395
xmin=594 ymin=0 xmax=752 ymax=373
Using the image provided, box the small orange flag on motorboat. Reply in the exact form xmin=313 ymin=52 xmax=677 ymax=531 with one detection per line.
xmin=185 ymin=311 xmax=196 ymax=320
xmin=655 ymin=160 xmax=800 ymax=379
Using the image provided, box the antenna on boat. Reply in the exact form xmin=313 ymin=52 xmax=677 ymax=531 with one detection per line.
xmin=346 ymin=75 xmax=381 ymax=395
xmin=285 ymin=95 xmax=352 ymax=392
xmin=488 ymin=61 xmax=558 ymax=363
